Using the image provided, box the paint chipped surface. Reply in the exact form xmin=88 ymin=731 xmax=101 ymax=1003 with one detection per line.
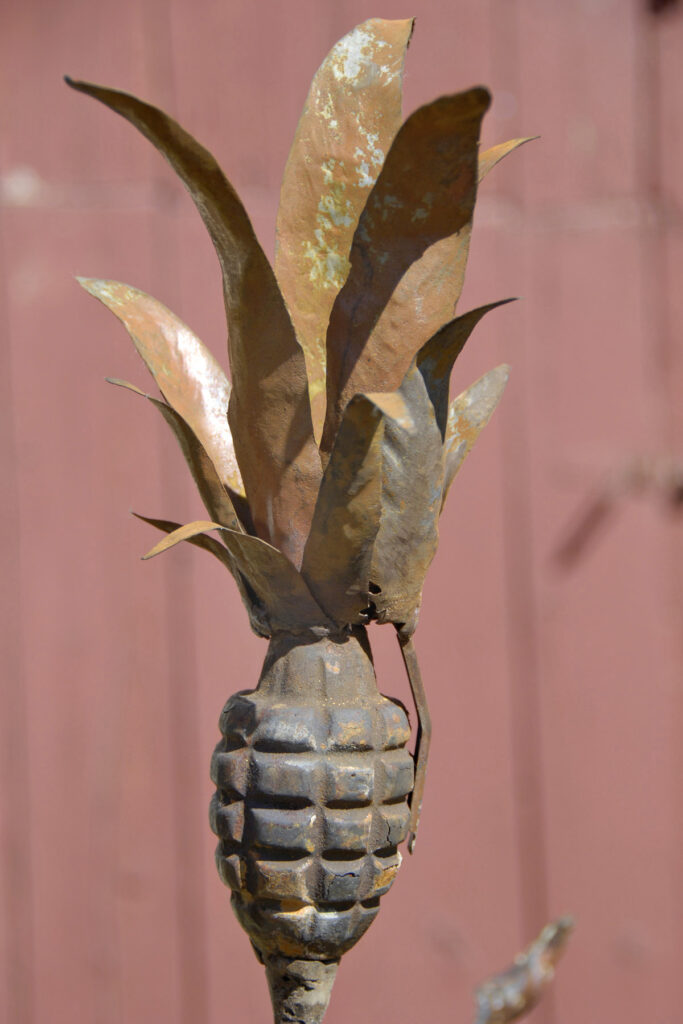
xmin=301 ymin=158 xmax=354 ymax=292
xmin=275 ymin=19 xmax=413 ymax=442
xmin=353 ymin=123 xmax=385 ymax=187
xmin=328 ymin=26 xmax=388 ymax=85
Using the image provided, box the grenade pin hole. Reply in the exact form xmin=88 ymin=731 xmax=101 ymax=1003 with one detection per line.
xmin=360 ymin=581 xmax=382 ymax=620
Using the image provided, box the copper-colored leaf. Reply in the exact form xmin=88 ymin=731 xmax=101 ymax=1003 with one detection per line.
xmin=321 ymin=87 xmax=491 ymax=453
xmin=478 ymin=136 xmax=537 ymax=181
xmin=442 ymin=365 xmax=510 ymax=509
xmin=474 ymin=917 xmax=573 ymax=1024
xmin=133 ymin=513 xmax=268 ymax=636
xmin=370 ymin=364 xmax=443 ymax=626
xmin=360 ymin=138 xmax=535 ymax=419
xmin=275 ymin=18 xmax=413 ymax=442
xmin=301 ymin=391 xmax=412 ymax=625
xmin=135 ymin=513 xmax=235 ymax=572
xmin=67 ymin=80 xmax=321 ymax=567
xmin=217 ymin=532 xmax=335 ymax=634
xmin=81 ymin=279 xmax=243 ymax=495
xmin=142 ymin=519 xmax=332 ymax=634
xmin=107 ymin=378 xmax=242 ymax=532
xmin=416 ymin=300 xmax=515 ymax=438
xmin=142 ymin=519 xmax=229 ymax=560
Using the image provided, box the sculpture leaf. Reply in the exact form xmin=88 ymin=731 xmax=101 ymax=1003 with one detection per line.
xmin=370 ymin=364 xmax=444 ymax=629
xmin=364 ymin=137 xmax=536 ymax=400
xmin=478 ymin=136 xmax=537 ymax=180
xmin=442 ymin=365 xmax=510 ymax=510
xmin=321 ymin=87 xmax=491 ymax=453
xmin=106 ymin=378 xmax=243 ymax=532
xmin=416 ymin=300 xmax=515 ymax=438
xmin=302 ymin=391 xmax=412 ymax=625
xmin=82 ymin=279 xmax=243 ymax=495
xmin=67 ymin=80 xmax=321 ymax=567
xmin=133 ymin=512 xmax=268 ymax=635
xmin=142 ymin=520 xmax=333 ymax=633
xmin=134 ymin=512 xmax=236 ymax=572
xmin=275 ymin=17 xmax=413 ymax=441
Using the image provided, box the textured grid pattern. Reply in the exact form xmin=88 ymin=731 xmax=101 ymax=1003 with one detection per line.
xmin=210 ymin=688 xmax=414 ymax=959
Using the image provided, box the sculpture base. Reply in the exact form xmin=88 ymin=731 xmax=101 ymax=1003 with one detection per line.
xmin=265 ymin=956 xmax=339 ymax=1024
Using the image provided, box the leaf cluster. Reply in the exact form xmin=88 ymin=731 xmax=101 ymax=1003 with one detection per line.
xmin=68 ymin=19 xmax=532 ymax=638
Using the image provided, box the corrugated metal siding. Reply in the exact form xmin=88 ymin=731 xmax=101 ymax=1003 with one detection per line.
xmin=1 ymin=1 xmax=681 ymax=1021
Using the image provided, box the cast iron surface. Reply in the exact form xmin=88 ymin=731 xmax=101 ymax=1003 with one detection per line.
xmin=211 ymin=629 xmax=412 ymax=961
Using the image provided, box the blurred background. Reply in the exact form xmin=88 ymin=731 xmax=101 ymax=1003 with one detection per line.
xmin=2 ymin=1 xmax=682 ymax=1021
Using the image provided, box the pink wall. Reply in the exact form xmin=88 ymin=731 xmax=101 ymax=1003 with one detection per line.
xmin=2 ymin=1 xmax=682 ymax=1022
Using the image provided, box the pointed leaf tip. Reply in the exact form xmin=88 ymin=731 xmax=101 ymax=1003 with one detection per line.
xmin=441 ymin=364 xmax=511 ymax=510
xmin=363 ymin=392 xmax=415 ymax=432
xmin=478 ymin=136 xmax=538 ymax=182
xmin=76 ymin=275 xmax=98 ymax=293
xmin=105 ymin=377 xmax=148 ymax=396
xmin=141 ymin=519 xmax=223 ymax=560
xmin=416 ymin=300 xmax=515 ymax=438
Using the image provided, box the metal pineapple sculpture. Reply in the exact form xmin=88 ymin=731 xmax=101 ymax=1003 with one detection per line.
xmin=69 ymin=18 xmax=530 ymax=1023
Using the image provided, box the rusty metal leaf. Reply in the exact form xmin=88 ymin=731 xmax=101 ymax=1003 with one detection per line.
xmin=134 ymin=513 xmax=236 ymax=572
xmin=142 ymin=519 xmax=232 ymax=560
xmin=441 ymin=365 xmax=510 ymax=510
xmin=142 ymin=519 xmax=333 ymax=633
xmin=107 ymin=378 xmax=243 ymax=532
xmin=301 ymin=392 xmax=412 ymax=626
xmin=416 ymin=300 xmax=515 ymax=438
xmin=217 ymin=533 xmax=335 ymax=634
xmin=80 ymin=279 xmax=243 ymax=496
xmin=359 ymin=138 xmax=536 ymax=415
xmin=370 ymin=364 xmax=444 ymax=627
xmin=478 ymin=136 xmax=537 ymax=180
xmin=321 ymin=87 xmax=491 ymax=453
xmin=66 ymin=80 xmax=321 ymax=567
xmin=275 ymin=18 xmax=413 ymax=442
xmin=132 ymin=513 xmax=269 ymax=636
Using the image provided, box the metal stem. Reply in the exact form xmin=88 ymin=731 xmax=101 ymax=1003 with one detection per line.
xmin=396 ymin=631 xmax=432 ymax=853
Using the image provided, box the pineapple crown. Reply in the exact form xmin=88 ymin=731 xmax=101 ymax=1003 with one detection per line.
xmin=67 ymin=19 xmax=531 ymax=639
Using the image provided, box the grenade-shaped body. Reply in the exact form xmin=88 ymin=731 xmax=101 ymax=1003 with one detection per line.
xmin=210 ymin=627 xmax=414 ymax=984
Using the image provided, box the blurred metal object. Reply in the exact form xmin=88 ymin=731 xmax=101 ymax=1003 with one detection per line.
xmin=648 ymin=0 xmax=679 ymax=13
xmin=474 ymin=917 xmax=574 ymax=1024
xmin=556 ymin=453 xmax=683 ymax=567
xmin=68 ymin=17 xmax=549 ymax=1023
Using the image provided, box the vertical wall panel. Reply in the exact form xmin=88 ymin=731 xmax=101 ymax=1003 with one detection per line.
xmin=2 ymin=1 xmax=682 ymax=1022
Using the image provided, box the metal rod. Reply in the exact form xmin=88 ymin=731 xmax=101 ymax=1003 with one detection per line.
xmin=397 ymin=630 xmax=432 ymax=853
